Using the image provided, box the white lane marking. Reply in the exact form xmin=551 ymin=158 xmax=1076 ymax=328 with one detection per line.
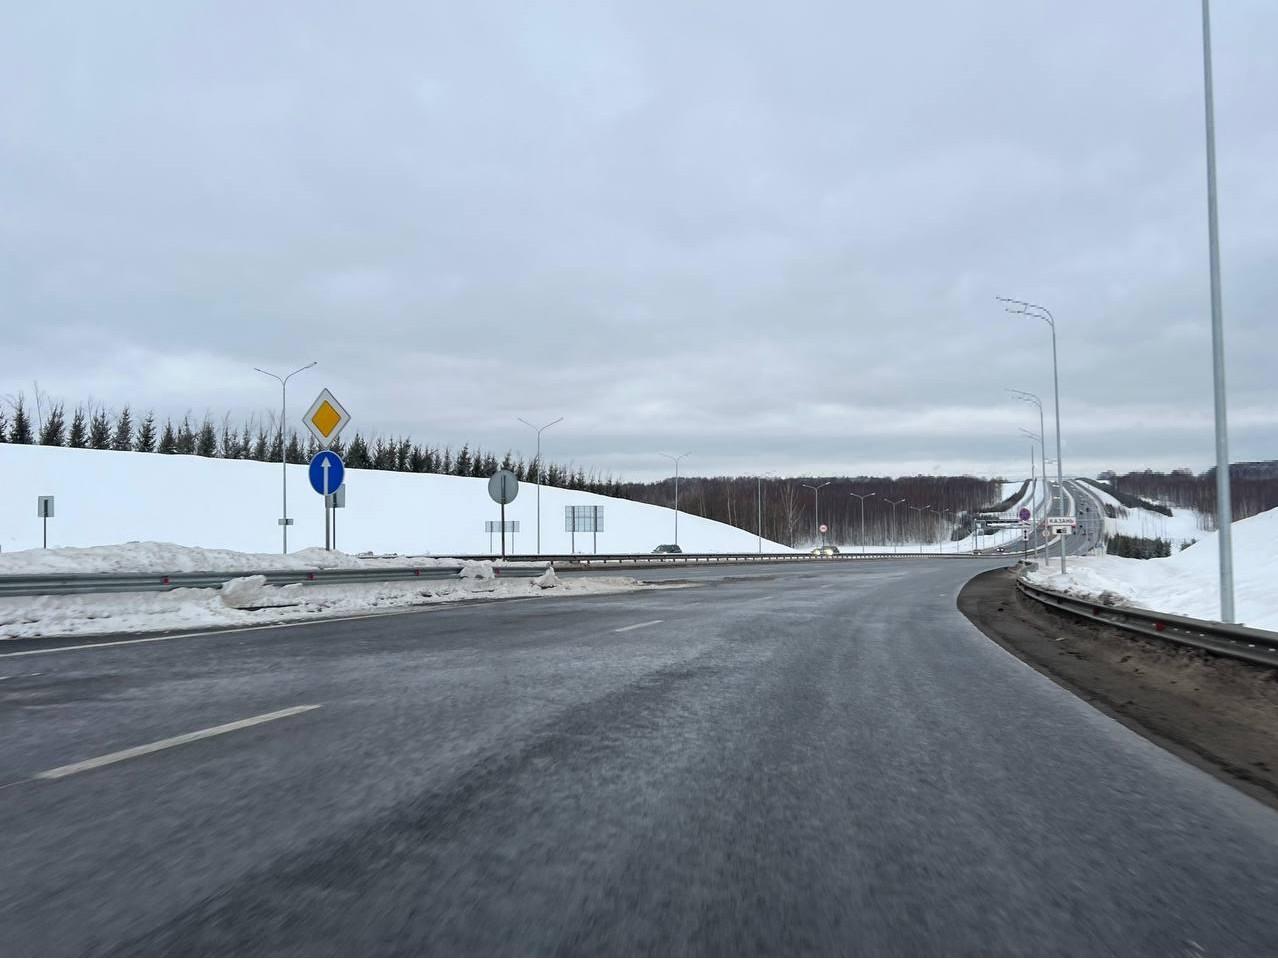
xmin=33 ymin=704 xmax=322 ymax=780
xmin=0 ymin=672 xmax=41 ymax=681
xmin=613 ymin=619 xmax=664 ymax=633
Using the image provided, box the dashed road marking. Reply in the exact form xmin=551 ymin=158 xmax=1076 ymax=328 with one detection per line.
xmin=613 ymin=620 xmax=664 ymax=633
xmin=33 ymin=704 xmax=322 ymax=781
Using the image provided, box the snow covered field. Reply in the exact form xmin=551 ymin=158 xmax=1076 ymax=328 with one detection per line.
xmin=0 ymin=564 xmax=656 ymax=640
xmin=1023 ymin=507 xmax=1278 ymax=631
xmin=0 ymin=444 xmax=790 ymax=556
xmin=1074 ymin=481 xmax=1205 ymax=547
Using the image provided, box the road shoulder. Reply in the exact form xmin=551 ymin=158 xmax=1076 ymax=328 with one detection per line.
xmin=959 ymin=566 xmax=1278 ymax=810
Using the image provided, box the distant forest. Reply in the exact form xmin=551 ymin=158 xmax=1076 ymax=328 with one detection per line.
xmin=1098 ymin=464 xmax=1278 ymax=529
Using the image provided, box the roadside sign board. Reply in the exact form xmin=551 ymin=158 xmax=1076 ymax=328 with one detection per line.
xmin=488 ymin=470 xmax=519 ymax=505
xmin=819 ymin=523 xmax=829 ymax=533
xmin=303 ymin=388 xmax=351 ymax=448
xmin=309 ymin=450 xmax=345 ymax=496
xmin=1046 ymin=516 xmax=1077 ymax=527
xmin=485 ymin=521 xmax=520 ymax=532
xmin=1018 ymin=507 xmax=1032 ymax=522
xmin=325 ymin=486 xmax=346 ymax=509
xmin=37 ymin=496 xmax=54 ymax=518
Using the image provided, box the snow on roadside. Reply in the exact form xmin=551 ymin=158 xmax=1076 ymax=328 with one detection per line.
xmin=0 ymin=570 xmax=652 ymax=640
xmin=1073 ymin=481 xmax=1205 ymax=546
xmin=1023 ymin=507 xmax=1278 ymax=631
xmin=0 ymin=541 xmax=538 ymax=576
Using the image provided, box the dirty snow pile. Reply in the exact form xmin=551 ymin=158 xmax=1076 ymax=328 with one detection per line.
xmin=1023 ymin=507 xmax=1278 ymax=631
xmin=0 ymin=562 xmax=648 ymax=640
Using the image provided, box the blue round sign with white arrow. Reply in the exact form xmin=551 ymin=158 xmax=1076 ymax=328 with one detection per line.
xmin=308 ymin=450 xmax=345 ymax=496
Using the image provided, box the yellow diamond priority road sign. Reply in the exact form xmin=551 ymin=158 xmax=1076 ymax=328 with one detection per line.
xmin=303 ymin=388 xmax=351 ymax=448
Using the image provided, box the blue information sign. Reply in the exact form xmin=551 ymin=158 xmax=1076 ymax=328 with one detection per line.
xmin=308 ymin=450 xmax=345 ymax=496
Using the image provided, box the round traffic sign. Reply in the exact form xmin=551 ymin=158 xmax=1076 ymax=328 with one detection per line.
xmin=1018 ymin=507 xmax=1032 ymax=522
xmin=819 ymin=523 xmax=829 ymax=533
xmin=308 ymin=450 xmax=345 ymax=495
xmin=488 ymin=469 xmax=519 ymax=505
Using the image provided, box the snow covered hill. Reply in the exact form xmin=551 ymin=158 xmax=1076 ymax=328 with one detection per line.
xmin=1024 ymin=507 xmax=1278 ymax=631
xmin=1074 ymin=480 xmax=1204 ymax=547
xmin=0 ymin=445 xmax=790 ymax=556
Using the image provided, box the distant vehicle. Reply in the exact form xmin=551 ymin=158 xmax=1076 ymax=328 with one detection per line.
xmin=652 ymin=544 xmax=683 ymax=554
xmin=994 ymin=546 xmax=1007 ymax=553
xmin=810 ymin=545 xmax=840 ymax=556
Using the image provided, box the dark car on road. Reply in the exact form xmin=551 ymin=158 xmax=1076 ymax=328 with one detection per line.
xmin=810 ymin=545 xmax=840 ymax=556
xmin=652 ymin=544 xmax=683 ymax=554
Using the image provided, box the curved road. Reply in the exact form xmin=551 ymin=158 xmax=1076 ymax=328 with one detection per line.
xmin=3 ymin=558 xmax=1278 ymax=954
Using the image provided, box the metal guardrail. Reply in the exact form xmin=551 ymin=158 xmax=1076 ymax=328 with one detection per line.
xmin=0 ymin=550 xmax=989 ymax=598
xmin=452 ymin=551 xmax=987 ymax=567
xmin=1016 ymin=577 xmax=1278 ymax=669
xmin=0 ymin=564 xmax=549 ymax=598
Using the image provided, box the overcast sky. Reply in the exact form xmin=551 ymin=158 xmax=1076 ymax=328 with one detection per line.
xmin=2 ymin=1 xmax=1274 ymax=481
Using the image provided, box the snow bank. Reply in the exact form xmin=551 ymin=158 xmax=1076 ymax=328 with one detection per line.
xmin=0 ymin=444 xmax=791 ymax=556
xmin=0 ymin=570 xmax=653 ymax=640
xmin=1023 ymin=507 xmax=1278 ymax=631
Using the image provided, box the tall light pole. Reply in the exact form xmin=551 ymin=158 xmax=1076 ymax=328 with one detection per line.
xmin=801 ymin=481 xmax=832 ymax=545
xmin=1200 ymin=0 xmax=1235 ymax=622
xmin=1019 ymin=428 xmax=1046 ymax=561
xmin=849 ymin=491 xmax=876 ymax=554
xmin=908 ymin=504 xmax=930 ymax=556
xmin=999 ymin=297 xmax=1066 ymax=573
xmin=756 ymin=471 xmax=774 ymax=554
xmin=1010 ymin=387 xmax=1050 ymax=561
xmin=884 ymin=497 xmax=905 ymax=549
xmin=660 ymin=451 xmax=692 ymax=547
xmin=254 ymin=361 xmax=316 ymax=554
xmin=518 ymin=416 xmax=563 ymax=555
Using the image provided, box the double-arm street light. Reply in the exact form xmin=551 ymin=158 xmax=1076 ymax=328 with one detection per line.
xmin=801 ymin=481 xmax=832 ymax=545
xmin=254 ymin=361 xmax=316 ymax=554
xmin=908 ymin=504 xmax=929 ymax=556
xmin=849 ymin=491 xmax=876 ymax=554
xmin=884 ymin=497 xmax=905 ymax=548
xmin=517 ymin=416 xmax=563 ymax=554
xmin=999 ymin=298 xmax=1066 ymax=573
xmin=660 ymin=451 xmax=692 ymax=548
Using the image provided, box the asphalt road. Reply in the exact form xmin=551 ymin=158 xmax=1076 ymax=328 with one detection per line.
xmin=4 ymin=558 xmax=1278 ymax=955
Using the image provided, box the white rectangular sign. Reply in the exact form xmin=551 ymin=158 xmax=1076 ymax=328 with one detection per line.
xmin=1046 ymin=516 xmax=1077 ymax=527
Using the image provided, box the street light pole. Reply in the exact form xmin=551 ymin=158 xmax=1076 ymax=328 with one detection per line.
xmin=801 ymin=481 xmax=832 ymax=545
xmin=999 ymin=297 xmax=1066 ymax=573
xmin=1200 ymin=0 xmax=1236 ymax=623
xmin=849 ymin=491 xmax=876 ymax=554
xmin=254 ymin=361 xmax=316 ymax=554
xmin=884 ymin=497 xmax=905 ymax=549
xmin=756 ymin=471 xmax=774 ymax=554
xmin=908 ymin=504 xmax=929 ymax=556
xmin=660 ymin=452 xmax=692 ymax=547
xmin=1010 ymin=388 xmax=1050 ymax=561
xmin=518 ymin=416 xmax=563 ymax=555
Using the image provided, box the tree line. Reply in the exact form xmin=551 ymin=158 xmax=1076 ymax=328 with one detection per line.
xmin=1097 ymin=465 xmax=1278 ymax=528
xmin=0 ymin=393 xmax=622 ymax=495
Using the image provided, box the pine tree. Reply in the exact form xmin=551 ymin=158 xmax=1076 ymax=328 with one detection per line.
xmin=238 ymin=423 xmax=252 ymax=459
xmin=501 ymin=450 xmax=515 ymax=472
xmin=345 ymin=433 xmax=370 ymax=468
xmin=267 ymin=426 xmax=284 ymax=462
xmin=88 ymin=408 xmax=112 ymax=449
xmin=175 ymin=416 xmax=196 ymax=454
xmin=285 ymin=431 xmax=304 ymax=464
xmin=38 ymin=404 xmax=66 ymax=446
xmin=0 ymin=408 xmax=8 ymax=443
xmin=9 ymin=396 xmax=33 ymax=443
xmin=158 ymin=419 xmax=178 ymax=454
xmin=111 ymin=406 xmax=134 ymax=451
xmin=397 ymin=438 xmax=412 ymax=472
xmin=196 ymin=418 xmax=218 ymax=457
xmin=68 ymin=408 xmax=88 ymax=448
xmin=252 ymin=426 xmax=269 ymax=461
xmin=134 ymin=412 xmax=157 ymax=452
xmin=455 ymin=444 xmax=472 ymax=476
xmin=218 ymin=418 xmax=238 ymax=458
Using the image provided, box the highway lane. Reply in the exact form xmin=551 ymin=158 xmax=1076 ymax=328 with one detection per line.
xmin=4 ymin=558 xmax=1278 ymax=954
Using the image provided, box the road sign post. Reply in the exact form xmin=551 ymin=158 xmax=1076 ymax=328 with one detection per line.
xmin=37 ymin=496 xmax=54 ymax=549
xmin=309 ymin=451 xmax=346 ymax=551
xmin=488 ymin=470 xmax=519 ymax=559
xmin=819 ymin=522 xmax=829 ymax=546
